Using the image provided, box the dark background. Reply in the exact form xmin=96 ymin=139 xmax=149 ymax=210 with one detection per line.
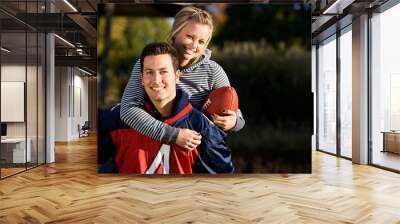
xmin=98 ymin=3 xmax=312 ymax=173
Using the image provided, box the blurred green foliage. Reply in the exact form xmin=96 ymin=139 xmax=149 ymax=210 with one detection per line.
xmin=211 ymin=41 xmax=311 ymax=173
xmin=212 ymin=4 xmax=310 ymax=50
xmin=211 ymin=41 xmax=311 ymax=126
xmin=98 ymin=16 xmax=171 ymax=107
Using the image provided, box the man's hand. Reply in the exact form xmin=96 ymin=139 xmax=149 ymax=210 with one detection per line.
xmin=176 ymin=128 xmax=202 ymax=150
xmin=211 ymin=110 xmax=237 ymax=131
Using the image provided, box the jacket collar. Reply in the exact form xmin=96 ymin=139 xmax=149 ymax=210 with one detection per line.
xmin=144 ymin=89 xmax=192 ymax=124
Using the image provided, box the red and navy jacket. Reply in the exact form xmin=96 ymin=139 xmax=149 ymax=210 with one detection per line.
xmin=98 ymin=90 xmax=234 ymax=174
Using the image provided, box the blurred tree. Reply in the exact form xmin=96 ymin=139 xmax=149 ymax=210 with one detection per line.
xmin=211 ymin=41 xmax=311 ymax=127
xmin=108 ymin=17 xmax=171 ymax=78
xmin=211 ymin=41 xmax=312 ymax=173
xmin=98 ymin=17 xmax=106 ymax=56
xmin=212 ymin=4 xmax=310 ymax=50
xmin=98 ymin=16 xmax=171 ymax=107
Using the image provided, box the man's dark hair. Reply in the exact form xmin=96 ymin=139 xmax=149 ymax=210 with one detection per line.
xmin=140 ymin=42 xmax=179 ymax=73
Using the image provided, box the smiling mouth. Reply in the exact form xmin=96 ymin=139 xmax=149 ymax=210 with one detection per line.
xmin=150 ymin=86 xmax=165 ymax=92
xmin=184 ymin=47 xmax=195 ymax=55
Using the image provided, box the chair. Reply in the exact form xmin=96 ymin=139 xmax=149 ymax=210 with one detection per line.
xmin=79 ymin=121 xmax=90 ymax=138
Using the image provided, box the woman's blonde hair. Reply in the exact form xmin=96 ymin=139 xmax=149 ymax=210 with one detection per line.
xmin=167 ymin=6 xmax=214 ymax=53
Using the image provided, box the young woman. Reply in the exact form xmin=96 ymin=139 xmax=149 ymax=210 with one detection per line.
xmin=120 ymin=6 xmax=245 ymax=150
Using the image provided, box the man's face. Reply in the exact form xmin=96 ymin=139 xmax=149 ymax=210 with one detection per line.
xmin=142 ymin=54 xmax=179 ymax=104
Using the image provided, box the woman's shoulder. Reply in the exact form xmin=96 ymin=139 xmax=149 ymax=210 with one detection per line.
xmin=207 ymin=59 xmax=222 ymax=68
xmin=205 ymin=51 xmax=223 ymax=68
xmin=205 ymin=59 xmax=225 ymax=77
xmin=196 ymin=55 xmax=222 ymax=70
xmin=186 ymin=60 xmax=223 ymax=80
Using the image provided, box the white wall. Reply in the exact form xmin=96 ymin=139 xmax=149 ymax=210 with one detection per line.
xmin=73 ymin=69 xmax=89 ymax=139
xmin=55 ymin=66 xmax=69 ymax=141
xmin=317 ymin=37 xmax=337 ymax=154
xmin=1 ymin=63 xmax=46 ymax=164
xmin=1 ymin=65 xmax=26 ymax=81
xmin=1 ymin=65 xmax=31 ymax=138
xmin=55 ymin=67 xmax=89 ymax=141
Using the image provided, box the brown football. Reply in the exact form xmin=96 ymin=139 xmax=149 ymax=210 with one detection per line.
xmin=202 ymin=86 xmax=239 ymax=116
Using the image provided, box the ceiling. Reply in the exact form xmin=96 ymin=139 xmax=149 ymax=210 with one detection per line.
xmin=310 ymin=0 xmax=390 ymax=42
xmin=0 ymin=0 xmax=97 ymax=73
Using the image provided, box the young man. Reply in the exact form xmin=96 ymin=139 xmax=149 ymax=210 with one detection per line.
xmin=99 ymin=42 xmax=233 ymax=174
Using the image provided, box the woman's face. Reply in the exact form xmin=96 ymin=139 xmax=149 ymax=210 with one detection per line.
xmin=173 ymin=20 xmax=212 ymax=67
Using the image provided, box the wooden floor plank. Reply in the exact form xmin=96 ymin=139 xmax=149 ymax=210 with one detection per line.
xmin=0 ymin=135 xmax=399 ymax=223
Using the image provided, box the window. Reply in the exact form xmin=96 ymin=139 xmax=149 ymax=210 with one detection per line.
xmin=0 ymin=1 xmax=46 ymax=179
xmin=371 ymin=2 xmax=400 ymax=171
xmin=339 ymin=26 xmax=352 ymax=158
xmin=317 ymin=35 xmax=337 ymax=154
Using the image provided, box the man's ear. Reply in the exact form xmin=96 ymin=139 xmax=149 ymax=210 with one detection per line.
xmin=175 ymin=70 xmax=180 ymax=82
xmin=141 ymin=73 xmax=144 ymax=86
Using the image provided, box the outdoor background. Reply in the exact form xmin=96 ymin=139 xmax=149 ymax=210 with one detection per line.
xmin=98 ymin=3 xmax=312 ymax=173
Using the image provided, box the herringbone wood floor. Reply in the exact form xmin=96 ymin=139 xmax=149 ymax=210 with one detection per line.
xmin=1 ymin=135 xmax=400 ymax=223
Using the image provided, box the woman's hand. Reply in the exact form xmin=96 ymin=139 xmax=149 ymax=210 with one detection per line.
xmin=212 ymin=110 xmax=237 ymax=131
xmin=176 ymin=128 xmax=202 ymax=150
